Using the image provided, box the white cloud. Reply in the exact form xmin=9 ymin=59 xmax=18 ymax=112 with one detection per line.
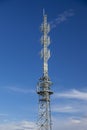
xmin=1 ymin=117 xmax=87 ymax=130
xmin=50 ymin=9 xmax=74 ymax=29
xmin=71 ymin=119 xmax=81 ymax=124
xmin=0 ymin=114 xmax=87 ymax=130
xmin=0 ymin=120 xmax=36 ymax=130
xmin=7 ymin=86 xmax=35 ymax=94
xmin=0 ymin=114 xmax=8 ymax=117
xmin=52 ymin=89 xmax=87 ymax=120
xmin=52 ymin=102 xmax=87 ymax=118
xmin=54 ymin=89 xmax=87 ymax=100
xmin=52 ymin=116 xmax=87 ymax=130
xmin=52 ymin=105 xmax=78 ymax=113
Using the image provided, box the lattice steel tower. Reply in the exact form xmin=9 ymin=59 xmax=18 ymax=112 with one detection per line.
xmin=37 ymin=10 xmax=53 ymax=130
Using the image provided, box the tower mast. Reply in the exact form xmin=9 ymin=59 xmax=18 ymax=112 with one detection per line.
xmin=37 ymin=11 xmax=53 ymax=130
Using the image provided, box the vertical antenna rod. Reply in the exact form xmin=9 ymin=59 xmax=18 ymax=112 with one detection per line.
xmin=37 ymin=10 xmax=53 ymax=130
xmin=40 ymin=10 xmax=50 ymax=78
xmin=43 ymin=8 xmax=45 ymax=16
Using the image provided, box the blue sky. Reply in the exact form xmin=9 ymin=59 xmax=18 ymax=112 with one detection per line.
xmin=0 ymin=0 xmax=87 ymax=130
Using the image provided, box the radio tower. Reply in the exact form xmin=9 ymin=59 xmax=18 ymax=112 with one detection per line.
xmin=37 ymin=10 xmax=53 ymax=130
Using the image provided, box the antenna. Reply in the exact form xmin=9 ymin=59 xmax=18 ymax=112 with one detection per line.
xmin=37 ymin=11 xmax=53 ymax=130
xmin=43 ymin=8 xmax=45 ymax=16
xmin=40 ymin=10 xmax=50 ymax=78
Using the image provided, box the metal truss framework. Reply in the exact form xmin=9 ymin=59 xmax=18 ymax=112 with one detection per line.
xmin=37 ymin=11 xmax=53 ymax=130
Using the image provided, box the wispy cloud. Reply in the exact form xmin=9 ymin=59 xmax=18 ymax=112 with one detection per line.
xmin=52 ymin=101 xmax=87 ymax=115
xmin=0 ymin=120 xmax=36 ymax=130
xmin=54 ymin=89 xmax=87 ymax=100
xmin=52 ymin=88 xmax=87 ymax=126
xmin=0 ymin=114 xmax=8 ymax=117
xmin=52 ymin=105 xmax=78 ymax=113
xmin=1 ymin=117 xmax=87 ymax=130
xmin=7 ymin=86 xmax=35 ymax=94
xmin=52 ymin=116 xmax=87 ymax=130
xmin=50 ymin=9 xmax=75 ymax=29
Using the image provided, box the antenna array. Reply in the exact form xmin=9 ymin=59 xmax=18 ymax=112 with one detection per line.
xmin=37 ymin=11 xmax=53 ymax=130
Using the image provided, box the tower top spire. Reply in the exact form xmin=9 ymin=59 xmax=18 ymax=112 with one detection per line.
xmin=40 ymin=10 xmax=50 ymax=78
xmin=43 ymin=8 xmax=45 ymax=16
